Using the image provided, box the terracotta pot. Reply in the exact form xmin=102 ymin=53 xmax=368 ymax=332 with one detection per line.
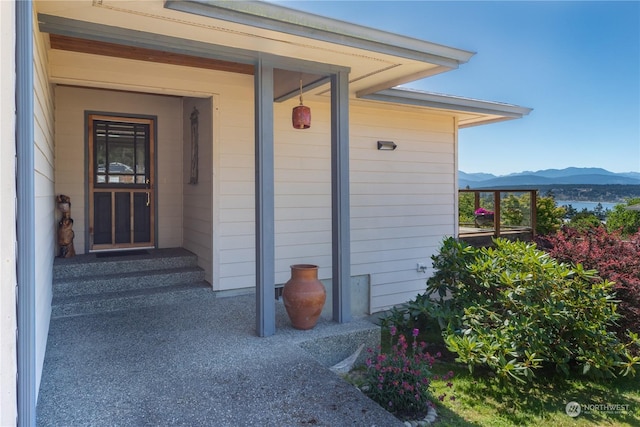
xmin=282 ymin=264 xmax=326 ymax=330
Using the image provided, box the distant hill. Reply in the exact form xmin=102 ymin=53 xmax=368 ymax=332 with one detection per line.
xmin=459 ymin=167 xmax=640 ymax=188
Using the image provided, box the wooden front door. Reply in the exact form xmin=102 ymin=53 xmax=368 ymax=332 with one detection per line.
xmin=88 ymin=115 xmax=155 ymax=251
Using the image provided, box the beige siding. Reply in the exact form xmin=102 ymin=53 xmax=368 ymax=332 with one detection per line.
xmin=215 ymin=97 xmax=457 ymax=309
xmin=216 ymin=98 xmax=335 ymax=290
xmin=54 ymin=87 xmax=184 ymax=252
xmin=183 ymin=97 xmax=214 ymax=283
xmin=216 ymin=86 xmax=256 ymax=290
xmin=217 ymin=98 xmax=457 ymax=312
xmin=274 ymin=101 xmax=333 ymax=282
xmin=48 ymin=49 xmax=458 ymax=312
xmin=350 ymin=103 xmax=456 ymax=312
xmin=0 ymin=2 xmax=17 ymax=423
xmin=34 ymin=12 xmax=56 ymax=397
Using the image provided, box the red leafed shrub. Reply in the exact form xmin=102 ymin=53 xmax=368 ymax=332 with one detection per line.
xmin=538 ymin=226 xmax=640 ymax=338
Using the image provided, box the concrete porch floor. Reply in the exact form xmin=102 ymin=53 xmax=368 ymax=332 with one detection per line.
xmin=36 ymin=292 xmax=403 ymax=426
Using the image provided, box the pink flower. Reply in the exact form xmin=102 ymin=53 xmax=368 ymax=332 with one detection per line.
xmin=389 ymin=326 xmax=397 ymax=336
xmin=475 ymin=208 xmax=494 ymax=215
xmin=412 ymin=328 xmax=419 ymax=338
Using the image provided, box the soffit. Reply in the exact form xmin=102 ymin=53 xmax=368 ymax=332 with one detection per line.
xmin=36 ymin=1 xmax=531 ymax=126
xmin=35 ymin=0 xmax=466 ymax=98
xmin=359 ymin=88 xmax=533 ymax=127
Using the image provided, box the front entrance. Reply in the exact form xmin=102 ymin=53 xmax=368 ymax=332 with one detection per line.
xmin=88 ymin=115 xmax=155 ymax=251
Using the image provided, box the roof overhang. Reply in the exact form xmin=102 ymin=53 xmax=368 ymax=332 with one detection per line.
xmin=165 ymin=0 xmax=474 ymax=67
xmin=35 ymin=0 xmax=531 ymax=126
xmin=360 ymin=87 xmax=533 ymax=127
xmin=36 ymin=0 xmax=473 ymax=99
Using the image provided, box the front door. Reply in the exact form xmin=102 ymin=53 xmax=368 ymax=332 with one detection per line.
xmin=88 ymin=115 xmax=155 ymax=251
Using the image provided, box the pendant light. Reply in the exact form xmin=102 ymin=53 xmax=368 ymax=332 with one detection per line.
xmin=292 ymin=79 xmax=311 ymax=129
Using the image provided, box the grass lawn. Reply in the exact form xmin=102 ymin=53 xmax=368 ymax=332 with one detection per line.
xmin=365 ymin=325 xmax=640 ymax=426
xmin=429 ymin=361 xmax=640 ymax=426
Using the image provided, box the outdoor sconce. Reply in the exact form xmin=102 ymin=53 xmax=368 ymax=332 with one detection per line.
xmin=377 ymin=140 xmax=397 ymax=150
xmin=292 ymin=80 xmax=311 ymax=129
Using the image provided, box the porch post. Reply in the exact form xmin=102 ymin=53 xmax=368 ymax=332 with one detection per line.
xmin=16 ymin=0 xmax=37 ymax=425
xmin=331 ymin=70 xmax=351 ymax=323
xmin=254 ymin=58 xmax=276 ymax=337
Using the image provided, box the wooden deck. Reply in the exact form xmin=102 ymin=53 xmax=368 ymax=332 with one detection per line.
xmin=459 ymin=227 xmax=534 ymax=247
xmin=458 ymin=189 xmax=537 ymax=247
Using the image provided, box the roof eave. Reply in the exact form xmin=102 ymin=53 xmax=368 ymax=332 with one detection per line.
xmin=164 ymin=0 xmax=475 ymax=69
xmin=360 ymin=88 xmax=532 ymax=127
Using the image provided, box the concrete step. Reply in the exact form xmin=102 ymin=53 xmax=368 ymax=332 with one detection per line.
xmin=51 ymin=281 xmax=213 ymax=319
xmin=51 ymin=248 xmax=211 ymax=318
xmin=53 ymin=267 xmax=206 ymax=298
xmin=53 ymin=248 xmax=198 ymax=280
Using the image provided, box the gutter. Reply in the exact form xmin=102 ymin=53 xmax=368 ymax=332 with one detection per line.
xmin=16 ymin=1 xmax=36 ymax=426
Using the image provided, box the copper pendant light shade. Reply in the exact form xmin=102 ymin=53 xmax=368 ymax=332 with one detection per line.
xmin=292 ymin=80 xmax=311 ymax=129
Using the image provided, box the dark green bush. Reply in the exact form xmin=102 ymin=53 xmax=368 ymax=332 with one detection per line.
xmin=426 ymin=237 xmax=640 ymax=383
xmin=535 ymin=195 xmax=565 ymax=235
xmin=607 ymin=198 xmax=640 ymax=237
xmin=567 ymin=212 xmax=603 ymax=231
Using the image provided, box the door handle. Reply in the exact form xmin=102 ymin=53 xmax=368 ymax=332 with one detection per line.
xmin=146 ymin=192 xmax=150 ymax=207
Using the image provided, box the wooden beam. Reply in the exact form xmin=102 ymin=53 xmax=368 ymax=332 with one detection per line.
xmin=49 ymin=34 xmax=255 ymax=75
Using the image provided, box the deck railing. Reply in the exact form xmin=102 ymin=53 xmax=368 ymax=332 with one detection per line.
xmin=459 ymin=189 xmax=537 ymax=244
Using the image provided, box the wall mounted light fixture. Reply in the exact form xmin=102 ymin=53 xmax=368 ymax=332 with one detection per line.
xmin=377 ymin=140 xmax=397 ymax=150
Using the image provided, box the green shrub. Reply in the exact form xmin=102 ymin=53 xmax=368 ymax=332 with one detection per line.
xmin=567 ymin=212 xmax=603 ymax=231
xmin=426 ymin=237 xmax=640 ymax=383
xmin=458 ymin=192 xmax=475 ymax=225
xmin=535 ymin=195 xmax=565 ymax=235
xmin=607 ymin=198 xmax=640 ymax=237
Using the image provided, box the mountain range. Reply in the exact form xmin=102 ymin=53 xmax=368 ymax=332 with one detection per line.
xmin=459 ymin=167 xmax=640 ymax=188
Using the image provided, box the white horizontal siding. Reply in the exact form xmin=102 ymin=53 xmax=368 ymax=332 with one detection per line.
xmin=349 ymin=102 xmax=456 ymax=313
xmin=273 ymin=102 xmax=332 ymax=281
xmin=216 ymin=82 xmax=255 ymax=290
xmin=48 ymin=48 xmax=458 ymax=307
xmin=0 ymin=2 xmax=16 ymax=422
xmin=33 ymin=16 xmax=55 ymax=399
xmin=217 ymin=99 xmax=334 ymax=290
xmin=215 ymin=100 xmax=457 ymax=304
xmin=182 ymin=97 xmax=214 ymax=283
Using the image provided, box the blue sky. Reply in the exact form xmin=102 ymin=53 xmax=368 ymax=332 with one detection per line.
xmin=273 ymin=1 xmax=640 ymax=176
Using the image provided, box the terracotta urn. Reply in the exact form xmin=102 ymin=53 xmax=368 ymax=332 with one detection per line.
xmin=282 ymin=264 xmax=326 ymax=330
